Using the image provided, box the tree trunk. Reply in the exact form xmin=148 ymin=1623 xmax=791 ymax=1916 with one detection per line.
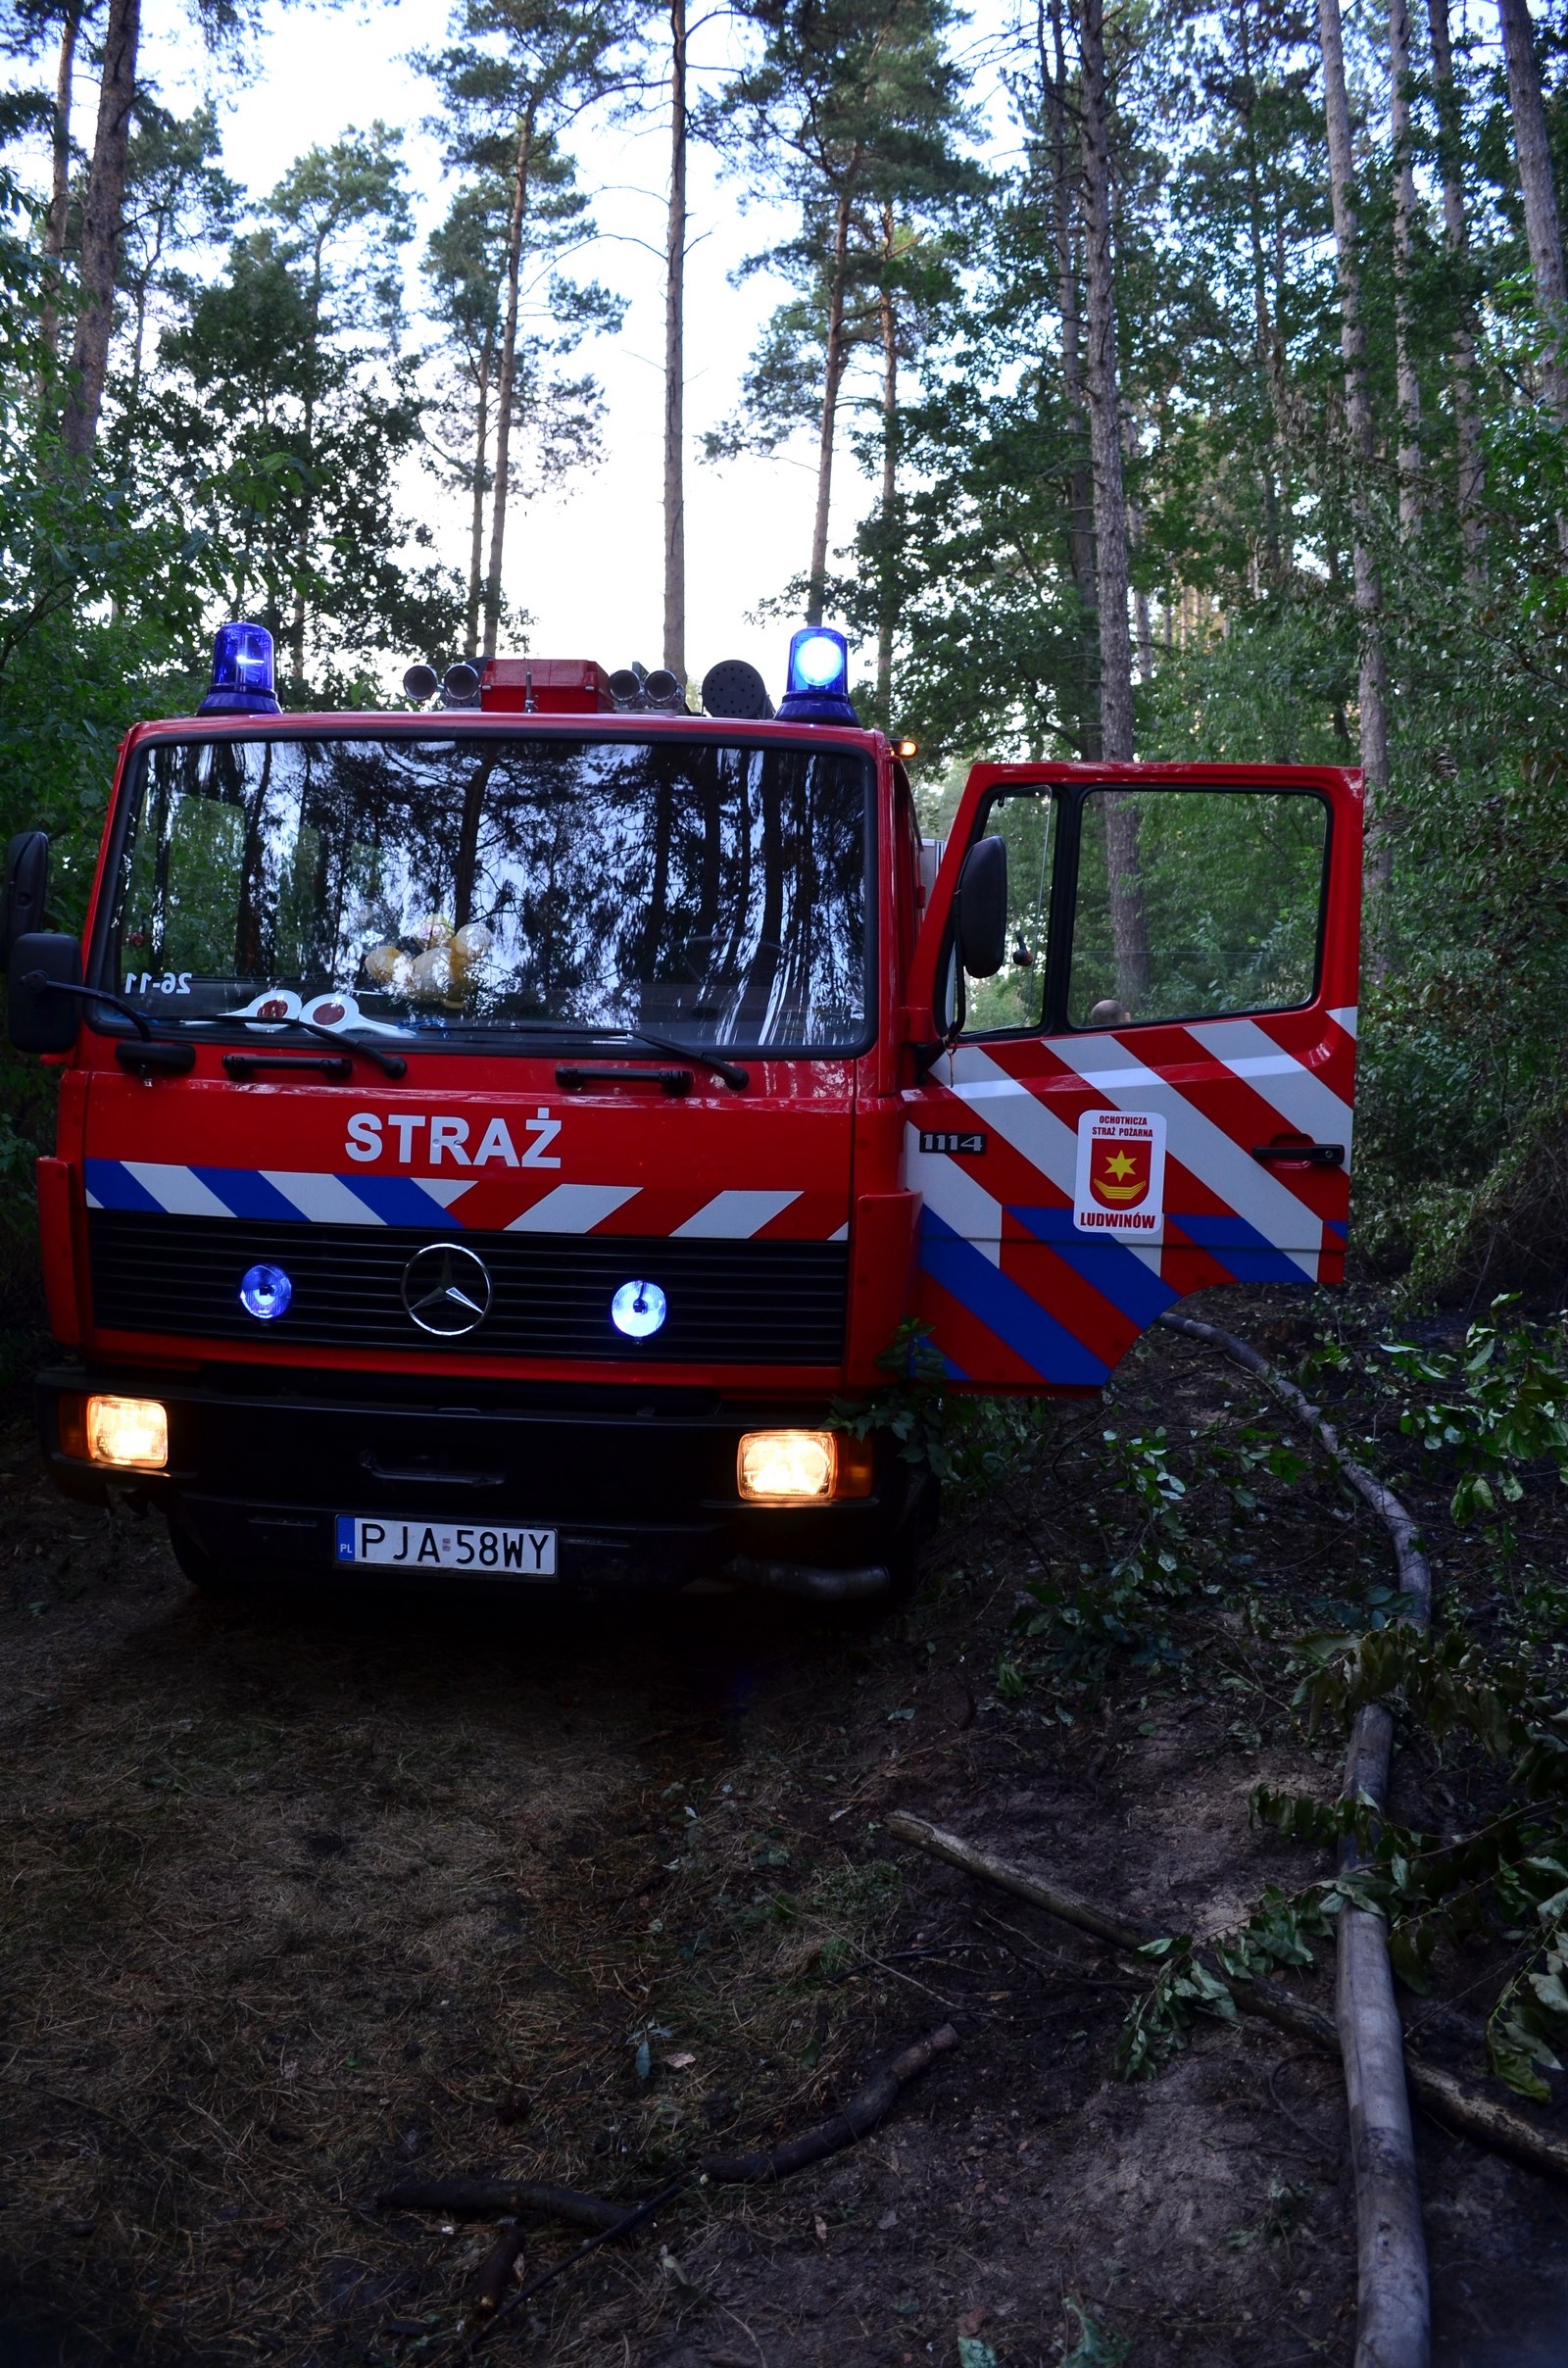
xmin=288 ymin=230 xmax=330 ymax=690
xmin=876 ymin=200 xmax=898 ymax=709
xmin=1389 ymin=0 xmax=1421 ymax=535
xmin=483 ymin=105 xmax=535 ymax=663
xmin=1426 ymin=0 xmax=1485 ymax=579
xmin=1077 ymin=0 xmax=1134 ymax=765
xmin=1078 ymin=0 xmax=1148 ymax=1003
xmin=1497 ymin=0 xmax=1568 ymax=409
xmin=1235 ymin=1 xmax=1288 ymax=574
xmin=806 ymin=185 xmax=854 ymax=628
xmin=466 ymin=331 xmax=493 ymax=660
xmin=62 ymin=0 xmax=139 ymax=460
xmin=662 ymin=0 xmax=687 ymax=680
xmin=1317 ymin=0 xmax=1393 ymax=907
xmin=42 ymin=0 xmax=82 ymax=363
xmin=1043 ymin=0 xmax=1098 ymax=674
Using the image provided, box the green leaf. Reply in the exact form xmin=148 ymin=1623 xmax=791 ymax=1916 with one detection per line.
xmin=1492 ymin=2043 xmax=1555 ymax=2102
xmin=1528 ymin=1970 xmax=1568 ymax=2018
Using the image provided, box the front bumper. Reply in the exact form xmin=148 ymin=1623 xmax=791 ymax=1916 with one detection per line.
xmin=35 ymin=1364 xmax=932 ymax=1594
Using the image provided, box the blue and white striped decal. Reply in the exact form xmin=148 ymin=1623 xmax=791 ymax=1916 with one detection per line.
xmin=85 ymin=1159 xmax=475 ymax=1227
xmin=83 ymin=1163 xmax=840 ymax=1239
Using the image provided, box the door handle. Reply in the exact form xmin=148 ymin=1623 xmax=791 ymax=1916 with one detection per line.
xmin=555 ymin=1063 xmax=693 ymax=1096
xmin=1250 ymin=1141 xmax=1345 ymax=1167
xmin=223 ymin=1052 xmax=354 ymax=1080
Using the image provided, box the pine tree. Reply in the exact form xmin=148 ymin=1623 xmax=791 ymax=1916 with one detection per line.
xmin=702 ymin=0 xmax=979 ymax=626
xmin=418 ymin=0 xmax=628 ymax=659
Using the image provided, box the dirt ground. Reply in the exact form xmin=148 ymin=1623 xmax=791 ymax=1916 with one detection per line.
xmin=4 ymin=1288 xmax=1568 ymax=2368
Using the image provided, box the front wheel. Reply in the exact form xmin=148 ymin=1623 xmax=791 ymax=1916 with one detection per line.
xmin=168 ymin=1521 xmax=249 ymax=1597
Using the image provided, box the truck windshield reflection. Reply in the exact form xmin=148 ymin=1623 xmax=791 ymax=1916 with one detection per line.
xmin=109 ymin=734 xmax=871 ymax=1052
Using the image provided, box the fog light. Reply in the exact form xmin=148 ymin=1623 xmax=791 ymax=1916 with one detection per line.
xmin=86 ymin=1395 xmax=168 ymax=1470
xmin=738 ymin=1429 xmax=873 ymax=1503
xmin=240 ymin=1261 xmax=292 ymax=1321
xmin=612 ymin=1279 xmax=666 ymax=1339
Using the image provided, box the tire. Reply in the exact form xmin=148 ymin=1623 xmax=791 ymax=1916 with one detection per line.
xmin=879 ymin=1467 xmax=942 ymax=1607
xmin=168 ymin=1520 xmax=248 ymax=1596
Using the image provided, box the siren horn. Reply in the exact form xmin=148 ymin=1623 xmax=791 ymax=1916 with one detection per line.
xmin=701 ymin=659 xmax=774 ymax=721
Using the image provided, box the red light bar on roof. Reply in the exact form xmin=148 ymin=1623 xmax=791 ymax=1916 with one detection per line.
xmin=480 ymin=660 xmax=612 ymax=715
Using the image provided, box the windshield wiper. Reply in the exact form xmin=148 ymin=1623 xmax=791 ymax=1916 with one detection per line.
xmin=490 ymin=1018 xmax=749 ymax=1090
xmin=595 ymin=1027 xmax=749 ymax=1091
xmin=177 ymin=1012 xmax=408 ymax=1079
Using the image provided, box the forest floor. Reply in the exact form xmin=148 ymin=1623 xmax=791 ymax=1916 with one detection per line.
xmin=2 ymin=1286 xmax=1568 ymax=2368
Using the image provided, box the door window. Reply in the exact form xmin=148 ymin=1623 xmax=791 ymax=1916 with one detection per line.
xmin=956 ymin=787 xmax=1055 ymax=1033
xmin=1067 ymin=786 xmax=1328 ymax=1028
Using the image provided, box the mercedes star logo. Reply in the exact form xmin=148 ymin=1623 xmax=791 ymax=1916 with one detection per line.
xmin=401 ymin=1241 xmax=493 ymax=1338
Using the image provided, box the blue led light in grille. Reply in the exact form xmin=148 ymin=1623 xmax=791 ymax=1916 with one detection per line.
xmin=239 ymin=1262 xmax=292 ymax=1321
xmin=611 ymin=1279 xmax=666 ymax=1339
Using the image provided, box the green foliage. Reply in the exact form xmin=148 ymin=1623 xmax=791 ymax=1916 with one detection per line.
xmin=1379 ymin=1300 xmax=1568 ymax=1527
xmin=701 ymin=0 xmax=985 ymax=471
xmin=1490 ymin=1899 xmax=1568 ymax=2102
xmin=815 ymin=0 xmax=1568 ymax=1284
xmin=831 ymin=1319 xmax=1054 ymax=1500
xmin=1116 ymin=1879 xmax=1337 ymax=2082
xmin=416 ymin=9 xmax=627 ymax=655
xmin=1004 ymin=1417 xmax=1304 ymax=1704
xmin=1100 ymin=1306 xmax=1568 ymax=2098
xmin=1059 ymin=2296 xmax=1130 ymax=2368
xmin=1068 ymin=786 xmax=1326 ymax=1025
xmin=1108 ymin=1582 xmax=1568 ymax=2097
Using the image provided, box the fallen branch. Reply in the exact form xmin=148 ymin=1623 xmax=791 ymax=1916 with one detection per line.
xmin=397 ymin=2026 xmax=960 ymax=2355
xmin=376 ymin=2178 xmax=626 ymax=2232
xmin=471 ymin=2221 xmax=524 ymax=2317
xmin=1154 ymin=1310 xmax=1431 ymax=1606
xmin=700 ymin=2023 xmax=958 ymax=2182
xmin=1158 ymin=1309 xmax=1431 ymax=2368
xmin=886 ymin=1813 xmax=1568 ymax=2188
xmin=452 ymin=2175 xmax=698 ymax=2354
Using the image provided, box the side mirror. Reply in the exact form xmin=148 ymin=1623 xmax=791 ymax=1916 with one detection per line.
xmin=8 ymin=931 xmax=82 ymax=1053
xmin=955 ymin=834 xmax=1007 ymax=978
xmin=2 ymin=832 xmax=49 ymax=962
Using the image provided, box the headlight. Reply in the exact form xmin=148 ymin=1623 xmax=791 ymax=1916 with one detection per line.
xmin=737 ymin=1429 xmax=872 ymax=1503
xmin=85 ymin=1395 xmax=168 ymax=1470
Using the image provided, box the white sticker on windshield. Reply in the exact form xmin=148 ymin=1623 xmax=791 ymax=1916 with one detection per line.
xmin=225 ymin=988 xmax=302 ymax=1026
xmin=300 ymin=991 xmax=409 ymax=1039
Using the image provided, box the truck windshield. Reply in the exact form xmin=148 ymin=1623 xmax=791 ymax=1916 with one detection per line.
xmin=104 ymin=732 xmax=872 ymax=1052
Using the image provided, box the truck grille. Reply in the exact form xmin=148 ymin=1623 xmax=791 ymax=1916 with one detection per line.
xmin=88 ymin=1211 xmax=849 ymax=1367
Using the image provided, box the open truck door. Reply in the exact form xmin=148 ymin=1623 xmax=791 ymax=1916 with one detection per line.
xmin=902 ymin=762 xmax=1361 ymax=1389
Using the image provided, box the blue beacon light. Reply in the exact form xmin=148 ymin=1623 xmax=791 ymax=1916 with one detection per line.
xmin=776 ymin=625 xmax=858 ymax=724
xmin=239 ymin=1262 xmax=292 ymax=1321
xmin=199 ymin=620 xmax=282 ymax=716
xmin=611 ymin=1279 xmax=667 ymax=1340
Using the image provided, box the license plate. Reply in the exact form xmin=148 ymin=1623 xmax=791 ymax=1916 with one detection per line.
xmin=335 ymin=1515 xmax=557 ymax=1578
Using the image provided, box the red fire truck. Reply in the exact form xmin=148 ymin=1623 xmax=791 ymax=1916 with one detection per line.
xmin=3 ymin=623 xmax=1361 ymax=1603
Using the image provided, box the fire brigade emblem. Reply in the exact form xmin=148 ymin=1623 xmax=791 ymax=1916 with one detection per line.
xmin=402 ymin=1242 xmax=493 ymax=1337
xmin=1091 ymin=1132 xmax=1150 ymax=1207
xmin=1072 ymin=1109 xmax=1166 ymax=1242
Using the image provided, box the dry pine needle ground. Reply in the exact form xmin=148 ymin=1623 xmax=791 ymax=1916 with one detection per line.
xmin=2 ymin=1289 xmax=1567 ymax=2365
